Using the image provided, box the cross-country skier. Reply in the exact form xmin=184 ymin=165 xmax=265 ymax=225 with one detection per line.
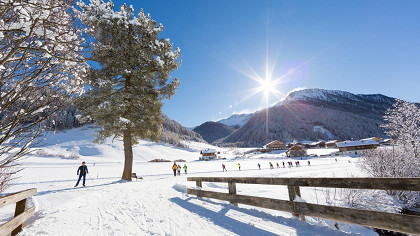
xmin=222 ymin=164 xmax=227 ymax=172
xmin=258 ymin=163 xmax=261 ymax=170
xmin=75 ymin=161 xmax=88 ymax=187
xmin=177 ymin=164 xmax=181 ymax=176
xmin=237 ymin=163 xmax=241 ymax=170
xmin=183 ymin=164 xmax=187 ymax=174
xmin=172 ymin=162 xmax=177 ymax=176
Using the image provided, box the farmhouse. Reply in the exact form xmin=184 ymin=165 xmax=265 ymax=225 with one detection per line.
xmin=326 ymin=140 xmax=339 ymax=148
xmin=286 ymin=145 xmax=307 ymax=157
xmin=199 ymin=149 xmax=218 ymax=161
xmin=261 ymin=140 xmax=286 ymax=151
xmin=379 ymin=138 xmax=392 ymax=145
xmin=309 ymin=141 xmax=326 ymax=148
xmin=336 ymin=139 xmax=379 ymax=155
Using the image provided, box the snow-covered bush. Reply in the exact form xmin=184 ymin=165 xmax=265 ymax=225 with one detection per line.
xmin=382 ymin=99 xmax=419 ymax=159
xmin=359 ymin=100 xmax=420 ymax=208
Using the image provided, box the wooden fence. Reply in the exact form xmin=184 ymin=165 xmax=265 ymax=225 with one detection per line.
xmin=187 ymin=177 xmax=420 ymax=235
xmin=0 ymin=188 xmax=37 ymax=236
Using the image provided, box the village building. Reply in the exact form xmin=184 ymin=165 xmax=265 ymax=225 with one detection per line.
xmin=336 ymin=139 xmax=379 ymax=155
xmin=360 ymin=137 xmax=383 ymax=142
xmin=199 ymin=149 xmax=218 ymax=161
xmin=379 ymin=139 xmax=392 ymax=145
xmin=286 ymin=145 xmax=307 ymax=157
xmin=308 ymin=141 xmax=326 ymax=148
xmin=326 ymin=140 xmax=339 ymax=148
xmin=263 ymin=140 xmax=286 ymax=150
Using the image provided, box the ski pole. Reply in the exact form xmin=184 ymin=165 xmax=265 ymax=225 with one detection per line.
xmin=87 ymin=173 xmax=94 ymax=184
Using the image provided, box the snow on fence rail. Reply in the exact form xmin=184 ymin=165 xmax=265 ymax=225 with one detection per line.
xmin=0 ymin=188 xmax=37 ymax=236
xmin=187 ymin=177 xmax=420 ymax=235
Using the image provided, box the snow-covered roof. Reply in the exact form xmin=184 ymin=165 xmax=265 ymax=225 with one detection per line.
xmin=360 ymin=137 xmax=382 ymax=142
xmin=379 ymin=139 xmax=392 ymax=143
xmin=309 ymin=141 xmax=325 ymax=145
xmin=336 ymin=140 xmax=379 ymax=148
xmin=326 ymin=140 xmax=338 ymax=144
xmin=264 ymin=140 xmax=285 ymax=147
xmin=293 ymin=140 xmax=313 ymax=145
xmin=201 ymin=149 xmax=217 ymax=154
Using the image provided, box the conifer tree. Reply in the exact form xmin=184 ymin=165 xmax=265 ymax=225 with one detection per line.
xmin=77 ymin=0 xmax=180 ymax=180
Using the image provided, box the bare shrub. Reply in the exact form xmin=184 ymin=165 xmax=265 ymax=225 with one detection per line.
xmin=68 ymin=152 xmax=80 ymax=159
xmin=0 ymin=167 xmax=16 ymax=193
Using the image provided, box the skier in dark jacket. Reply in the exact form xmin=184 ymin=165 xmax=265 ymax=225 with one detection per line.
xmin=75 ymin=161 xmax=89 ymax=187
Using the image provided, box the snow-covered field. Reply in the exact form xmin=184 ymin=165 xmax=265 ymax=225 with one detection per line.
xmin=0 ymin=126 xmax=399 ymax=236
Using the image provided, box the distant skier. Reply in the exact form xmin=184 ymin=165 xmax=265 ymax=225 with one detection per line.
xmin=308 ymin=160 xmax=311 ymax=166
xmin=282 ymin=161 xmax=285 ymax=168
xmin=258 ymin=163 xmax=261 ymax=170
xmin=183 ymin=164 xmax=188 ymax=174
xmin=269 ymin=162 xmax=274 ymax=169
xmin=177 ymin=165 xmax=181 ymax=176
xmin=276 ymin=162 xmax=279 ymax=168
xmin=74 ymin=161 xmax=88 ymax=187
xmin=172 ymin=162 xmax=177 ymax=176
xmin=237 ymin=163 xmax=241 ymax=170
xmin=222 ymin=164 xmax=227 ymax=172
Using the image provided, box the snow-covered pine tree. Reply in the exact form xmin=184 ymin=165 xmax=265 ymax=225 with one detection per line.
xmin=77 ymin=0 xmax=180 ymax=180
xmin=0 ymin=0 xmax=86 ymax=178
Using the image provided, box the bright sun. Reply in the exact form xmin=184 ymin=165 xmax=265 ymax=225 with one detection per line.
xmin=259 ymin=77 xmax=275 ymax=95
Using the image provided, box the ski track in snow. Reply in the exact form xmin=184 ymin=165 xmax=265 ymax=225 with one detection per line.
xmin=11 ymin=158 xmax=375 ymax=236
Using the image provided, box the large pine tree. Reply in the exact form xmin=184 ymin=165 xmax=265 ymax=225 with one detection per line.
xmin=77 ymin=0 xmax=180 ymax=180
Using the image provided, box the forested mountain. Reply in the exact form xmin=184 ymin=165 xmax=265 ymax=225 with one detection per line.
xmin=193 ymin=121 xmax=237 ymax=143
xmin=161 ymin=114 xmax=206 ymax=145
xmin=208 ymin=89 xmax=399 ymax=147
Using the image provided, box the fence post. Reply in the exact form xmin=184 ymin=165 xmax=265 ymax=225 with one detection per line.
xmin=287 ymin=185 xmax=305 ymax=221
xmin=11 ymin=198 xmax=27 ymax=236
xmin=196 ymin=181 xmax=202 ymax=198
xmin=228 ymin=180 xmax=238 ymax=207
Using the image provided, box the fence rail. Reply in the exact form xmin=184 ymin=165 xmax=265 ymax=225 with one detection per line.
xmin=187 ymin=177 xmax=420 ymax=235
xmin=0 ymin=188 xmax=37 ymax=236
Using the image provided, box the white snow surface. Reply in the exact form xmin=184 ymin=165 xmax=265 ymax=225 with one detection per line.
xmin=217 ymin=113 xmax=254 ymax=128
xmin=0 ymin=126 xmax=398 ymax=236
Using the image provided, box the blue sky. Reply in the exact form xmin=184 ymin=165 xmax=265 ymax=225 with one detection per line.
xmin=112 ymin=0 xmax=420 ymax=127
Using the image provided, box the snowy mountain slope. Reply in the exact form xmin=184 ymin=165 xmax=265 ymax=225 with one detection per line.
xmin=38 ymin=125 xmax=214 ymax=162
xmin=206 ymin=88 xmax=398 ymax=147
xmin=282 ymin=88 xmax=396 ymax=119
xmin=217 ymin=113 xmax=254 ymax=128
xmin=0 ymin=126 xmax=398 ymax=235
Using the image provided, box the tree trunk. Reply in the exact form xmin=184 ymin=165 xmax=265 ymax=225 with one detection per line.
xmin=122 ymin=128 xmax=133 ymax=181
